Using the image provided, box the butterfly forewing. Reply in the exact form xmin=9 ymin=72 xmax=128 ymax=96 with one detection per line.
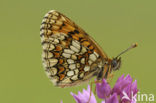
xmin=40 ymin=10 xmax=107 ymax=87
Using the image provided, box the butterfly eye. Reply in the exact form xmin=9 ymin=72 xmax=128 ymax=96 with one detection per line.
xmin=111 ymin=58 xmax=121 ymax=71
xmin=112 ymin=60 xmax=117 ymax=68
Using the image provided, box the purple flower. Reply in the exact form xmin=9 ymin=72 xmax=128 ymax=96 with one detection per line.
xmin=112 ymin=74 xmax=133 ymax=95
xmin=71 ymin=85 xmax=97 ymax=103
xmin=61 ymin=74 xmax=138 ymax=103
xmin=96 ymin=79 xmax=111 ymax=99
xmin=96 ymin=74 xmax=138 ymax=103
xmin=105 ymin=93 xmax=119 ymax=103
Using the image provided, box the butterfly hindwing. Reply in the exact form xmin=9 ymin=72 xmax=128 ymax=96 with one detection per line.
xmin=40 ymin=10 xmax=107 ymax=87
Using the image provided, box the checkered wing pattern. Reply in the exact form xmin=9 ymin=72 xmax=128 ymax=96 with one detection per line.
xmin=40 ymin=10 xmax=108 ymax=87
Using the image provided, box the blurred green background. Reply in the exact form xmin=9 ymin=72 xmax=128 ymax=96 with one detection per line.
xmin=0 ymin=0 xmax=156 ymax=103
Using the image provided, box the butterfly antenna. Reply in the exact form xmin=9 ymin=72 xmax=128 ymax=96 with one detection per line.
xmin=116 ymin=43 xmax=138 ymax=58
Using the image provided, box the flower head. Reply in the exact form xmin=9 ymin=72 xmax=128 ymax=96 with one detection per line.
xmin=71 ymin=85 xmax=97 ymax=103
xmin=96 ymin=79 xmax=111 ymax=99
xmin=105 ymin=93 xmax=119 ymax=103
xmin=61 ymin=74 xmax=138 ymax=103
xmin=96 ymin=74 xmax=138 ymax=103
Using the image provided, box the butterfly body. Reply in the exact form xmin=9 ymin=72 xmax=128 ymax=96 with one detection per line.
xmin=40 ymin=10 xmax=121 ymax=87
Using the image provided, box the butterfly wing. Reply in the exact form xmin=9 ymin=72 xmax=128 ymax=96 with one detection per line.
xmin=40 ymin=10 xmax=108 ymax=87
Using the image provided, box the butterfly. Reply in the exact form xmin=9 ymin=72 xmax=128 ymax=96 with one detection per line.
xmin=40 ymin=10 xmax=137 ymax=88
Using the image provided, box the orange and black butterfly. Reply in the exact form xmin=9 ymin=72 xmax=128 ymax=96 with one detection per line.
xmin=40 ymin=10 xmax=137 ymax=88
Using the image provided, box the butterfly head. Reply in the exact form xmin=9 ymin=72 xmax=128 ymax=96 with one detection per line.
xmin=111 ymin=57 xmax=121 ymax=71
xmin=110 ymin=43 xmax=138 ymax=71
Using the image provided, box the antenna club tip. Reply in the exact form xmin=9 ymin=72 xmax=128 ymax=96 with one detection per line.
xmin=132 ymin=43 xmax=138 ymax=48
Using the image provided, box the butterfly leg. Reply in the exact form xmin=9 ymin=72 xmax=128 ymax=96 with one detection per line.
xmin=107 ymin=73 xmax=114 ymax=83
xmin=106 ymin=65 xmax=114 ymax=83
xmin=87 ymin=80 xmax=103 ymax=103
